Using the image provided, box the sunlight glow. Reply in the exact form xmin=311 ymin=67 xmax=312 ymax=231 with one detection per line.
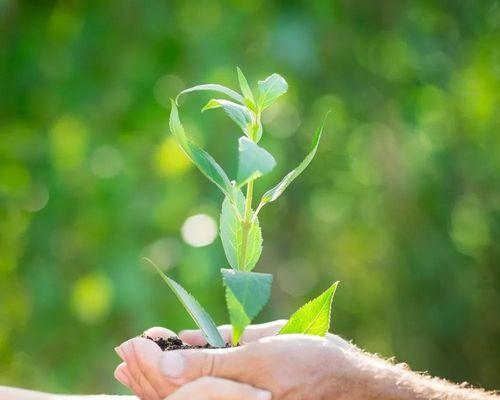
xmin=181 ymin=214 xmax=217 ymax=247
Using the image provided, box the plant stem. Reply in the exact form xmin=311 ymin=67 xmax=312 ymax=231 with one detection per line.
xmin=239 ymin=110 xmax=260 ymax=269
xmin=238 ymin=180 xmax=254 ymax=269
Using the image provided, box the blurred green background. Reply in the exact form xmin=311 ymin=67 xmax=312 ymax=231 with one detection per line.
xmin=1 ymin=0 xmax=499 ymax=395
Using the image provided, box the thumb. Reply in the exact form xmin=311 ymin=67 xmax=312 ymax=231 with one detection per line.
xmin=159 ymin=346 xmax=248 ymax=385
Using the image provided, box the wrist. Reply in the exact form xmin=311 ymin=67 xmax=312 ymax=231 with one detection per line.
xmin=317 ymin=342 xmax=373 ymax=400
xmin=325 ymin=350 xmax=495 ymax=400
xmin=321 ymin=344 xmax=413 ymax=400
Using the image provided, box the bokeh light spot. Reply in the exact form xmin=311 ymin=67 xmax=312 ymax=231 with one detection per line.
xmin=154 ymin=135 xmax=191 ymax=177
xmin=70 ymin=272 xmax=113 ymax=324
xmin=154 ymin=75 xmax=184 ymax=109
xmin=455 ymin=63 xmax=498 ymax=123
xmin=356 ymin=32 xmax=415 ymax=81
xmin=0 ymin=164 xmax=31 ymax=198
xmin=181 ymin=214 xmax=218 ymax=247
xmin=22 ymin=182 xmax=49 ymax=212
xmin=450 ymin=195 xmax=491 ymax=256
xmin=49 ymin=116 xmax=88 ymax=171
xmin=142 ymin=237 xmax=182 ymax=271
xmin=89 ymin=146 xmax=124 ymax=178
xmin=266 ymin=101 xmax=301 ymax=138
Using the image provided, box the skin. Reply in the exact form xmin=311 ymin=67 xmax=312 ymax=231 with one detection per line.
xmin=114 ymin=322 xmax=288 ymax=400
xmin=2 ymin=321 xmax=497 ymax=400
xmin=0 ymin=387 xmax=135 ymax=400
xmin=2 ymin=323 xmax=274 ymax=400
xmin=0 ymin=378 xmax=268 ymax=400
xmin=115 ymin=321 xmax=499 ymax=400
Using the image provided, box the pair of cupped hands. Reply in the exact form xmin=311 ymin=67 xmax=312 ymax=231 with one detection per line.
xmin=114 ymin=320 xmax=358 ymax=400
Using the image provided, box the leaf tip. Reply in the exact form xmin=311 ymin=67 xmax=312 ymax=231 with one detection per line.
xmin=170 ymin=97 xmax=180 ymax=109
xmin=142 ymin=256 xmax=162 ymax=274
xmin=329 ymin=281 xmax=339 ymax=295
xmin=141 ymin=256 xmax=155 ymax=266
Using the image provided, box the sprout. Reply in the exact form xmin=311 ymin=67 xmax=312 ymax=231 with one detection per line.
xmin=153 ymin=68 xmax=337 ymax=346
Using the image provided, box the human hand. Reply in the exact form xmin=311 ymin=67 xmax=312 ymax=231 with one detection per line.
xmin=114 ymin=321 xmax=287 ymax=400
xmin=114 ymin=321 xmax=358 ymax=400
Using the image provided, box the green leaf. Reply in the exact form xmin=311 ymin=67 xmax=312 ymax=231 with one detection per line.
xmin=176 ymin=84 xmax=244 ymax=104
xmin=225 ymin=290 xmax=250 ymax=346
xmin=279 ymin=282 xmax=339 ymax=337
xmin=147 ymin=259 xmax=225 ymax=347
xmin=237 ymin=137 xmax=276 ymax=186
xmin=220 ymin=191 xmax=244 ymax=270
xmin=244 ymin=218 xmax=263 ymax=271
xmin=220 ymin=189 xmax=263 ymax=271
xmin=202 ymin=99 xmax=254 ymax=137
xmin=169 ymin=100 xmax=235 ymax=201
xmin=237 ymin=67 xmax=255 ymax=106
xmin=251 ymin=120 xmax=263 ymax=142
xmin=222 ymin=269 xmax=272 ymax=344
xmin=256 ymin=112 xmax=329 ymax=212
xmin=257 ymin=73 xmax=288 ymax=110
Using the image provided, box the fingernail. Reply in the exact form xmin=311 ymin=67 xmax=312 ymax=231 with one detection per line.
xmin=115 ymin=370 xmax=130 ymax=387
xmin=256 ymin=389 xmax=272 ymax=400
xmin=161 ymin=352 xmax=185 ymax=378
xmin=114 ymin=346 xmax=125 ymax=359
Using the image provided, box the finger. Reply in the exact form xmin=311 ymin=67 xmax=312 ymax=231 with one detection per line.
xmin=241 ymin=320 xmax=287 ymax=342
xmin=159 ymin=345 xmax=253 ymax=385
xmin=115 ymin=362 xmax=145 ymax=398
xmin=121 ymin=363 xmax=145 ymax=398
xmin=165 ymin=377 xmax=271 ymax=400
xmin=143 ymin=326 xmax=178 ymax=340
xmin=116 ymin=338 xmax=164 ymax=400
xmin=114 ymin=362 xmax=131 ymax=388
xmin=180 ymin=320 xmax=287 ymax=345
xmin=179 ymin=325 xmax=232 ymax=346
xmin=130 ymin=337 xmax=182 ymax=398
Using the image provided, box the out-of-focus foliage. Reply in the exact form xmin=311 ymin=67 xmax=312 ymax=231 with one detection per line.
xmin=0 ymin=0 xmax=499 ymax=394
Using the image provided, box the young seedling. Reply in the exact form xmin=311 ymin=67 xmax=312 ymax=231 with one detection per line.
xmin=154 ymin=68 xmax=337 ymax=346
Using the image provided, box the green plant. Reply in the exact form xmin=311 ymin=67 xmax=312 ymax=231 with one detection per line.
xmin=154 ymin=68 xmax=337 ymax=346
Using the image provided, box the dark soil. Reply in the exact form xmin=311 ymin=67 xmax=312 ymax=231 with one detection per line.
xmin=143 ymin=335 xmax=233 ymax=351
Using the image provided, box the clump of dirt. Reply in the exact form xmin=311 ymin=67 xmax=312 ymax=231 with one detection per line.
xmin=143 ymin=335 xmax=233 ymax=351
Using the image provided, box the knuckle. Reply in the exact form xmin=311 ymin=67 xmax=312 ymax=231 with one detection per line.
xmin=201 ymin=352 xmax=217 ymax=376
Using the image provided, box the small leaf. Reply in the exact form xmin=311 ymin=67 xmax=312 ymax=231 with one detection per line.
xmin=222 ymin=269 xmax=272 ymax=344
xmin=220 ymin=191 xmax=245 ymax=270
xmin=256 ymin=112 xmax=329 ymax=212
xmin=222 ymin=269 xmax=273 ymax=319
xmin=169 ymin=100 xmax=235 ymax=201
xmin=251 ymin=120 xmax=263 ymax=142
xmin=220 ymin=189 xmax=263 ymax=271
xmin=176 ymin=84 xmax=244 ymax=104
xmin=202 ymin=99 xmax=254 ymax=137
xmin=237 ymin=67 xmax=255 ymax=106
xmin=147 ymin=259 xmax=225 ymax=347
xmin=201 ymin=99 xmax=223 ymax=111
xmin=257 ymin=73 xmax=288 ymax=110
xmin=237 ymin=137 xmax=276 ymax=186
xmin=225 ymin=290 xmax=250 ymax=346
xmin=279 ymin=282 xmax=339 ymax=337
xmin=244 ymin=218 xmax=263 ymax=271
